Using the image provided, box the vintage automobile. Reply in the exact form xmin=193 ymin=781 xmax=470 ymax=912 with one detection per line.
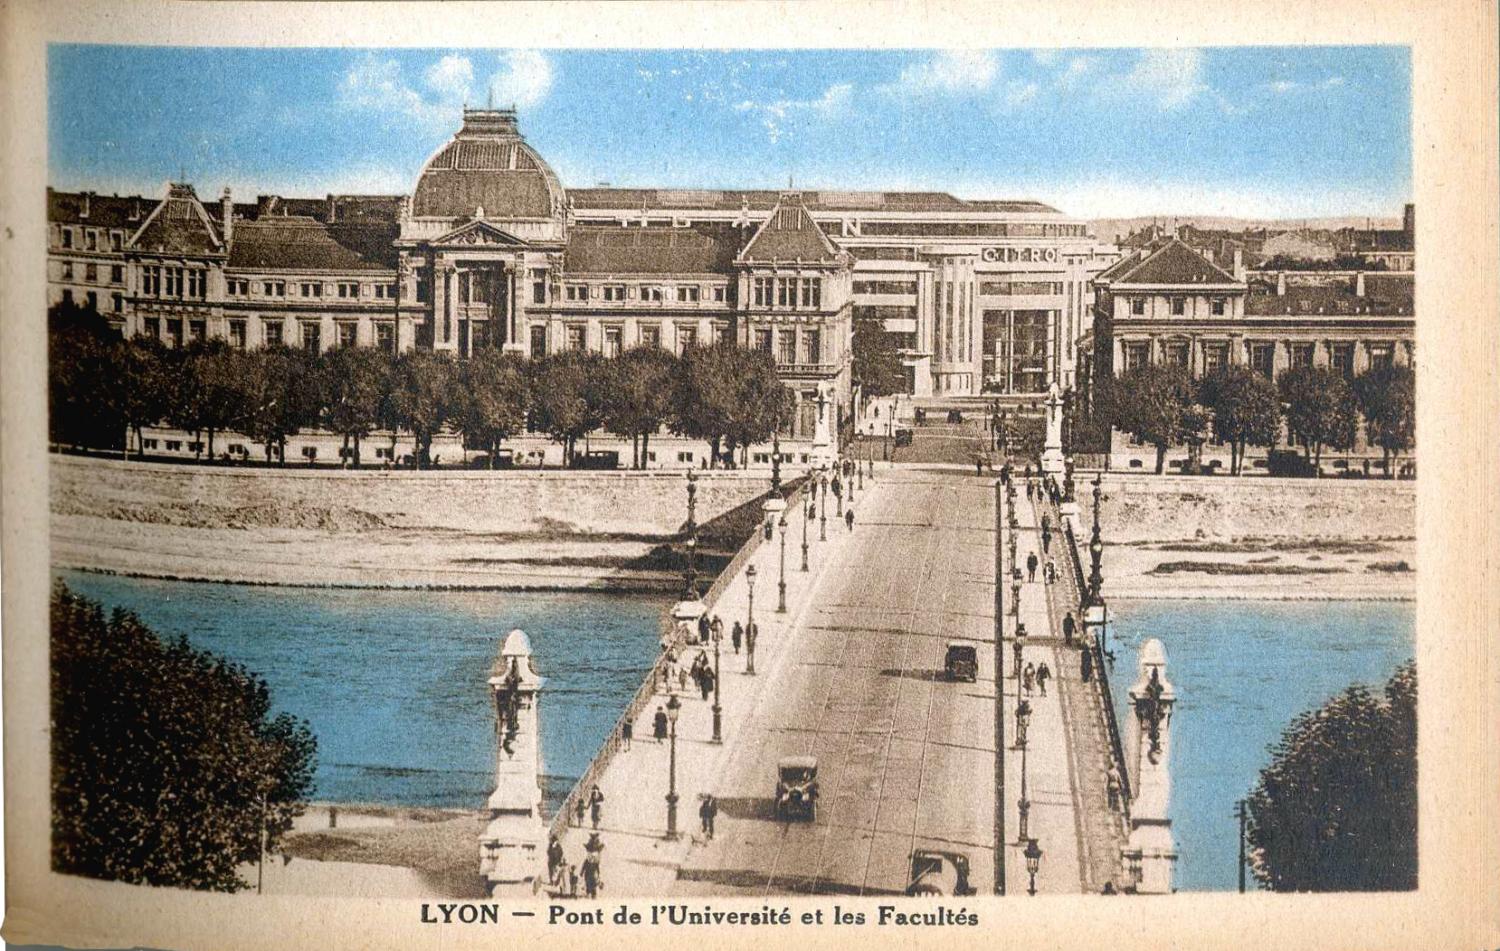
xmin=907 ymin=849 xmax=977 ymax=896
xmin=774 ymin=755 xmax=819 ymax=821
xmin=894 ymin=428 xmax=914 ymax=448
xmin=946 ymin=409 xmax=964 ymax=424
xmin=944 ymin=642 xmax=978 ymax=682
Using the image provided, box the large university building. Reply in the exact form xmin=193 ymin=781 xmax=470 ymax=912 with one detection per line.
xmin=47 ymin=107 xmax=1114 ymax=440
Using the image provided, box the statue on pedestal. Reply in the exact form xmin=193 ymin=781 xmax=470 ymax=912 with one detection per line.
xmin=479 ymin=630 xmax=547 ymax=893
xmin=1121 ymin=638 xmax=1179 ymax=894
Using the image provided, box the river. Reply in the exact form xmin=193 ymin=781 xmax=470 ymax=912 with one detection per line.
xmin=1106 ymin=598 xmax=1414 ymax=892
xmin=56 ymin=573 xmax=1413 ymax=893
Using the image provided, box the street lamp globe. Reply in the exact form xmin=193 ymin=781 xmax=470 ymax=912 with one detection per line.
xmin=666 ymin=692 xmax=681 ymax=727
xmin=746 ymin=563 xmax=756 ymax=593
xmin=1024 ymin=838 xmax=1043 ymax=894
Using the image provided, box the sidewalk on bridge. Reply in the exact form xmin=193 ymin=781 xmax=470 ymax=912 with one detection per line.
xmin=541 ymin=475 xmax=877 ymax=898
xmin=1002 ymin=488 xmax=1085 ymax=894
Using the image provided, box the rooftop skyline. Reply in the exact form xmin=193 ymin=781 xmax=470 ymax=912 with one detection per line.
xmin=48 ymin=45 xmax=1411 ymax=220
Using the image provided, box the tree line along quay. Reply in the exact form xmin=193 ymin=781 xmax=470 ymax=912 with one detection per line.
xmin=49 ymin=300 xmax=799 ymax=470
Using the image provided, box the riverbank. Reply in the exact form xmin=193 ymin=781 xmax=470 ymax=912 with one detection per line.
xmin=50 ymin=453 xmax=770 ymax=591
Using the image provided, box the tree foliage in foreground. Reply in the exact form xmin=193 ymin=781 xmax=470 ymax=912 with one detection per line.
xmin=1352 ymin=364 xmax=1415 ymax=476
xmin=51 ymin=582 xmax=317 ymax=892
xmin=1198 ymin=365 xmax=1282 ymax=475
xmin=1246 ymin=661 xmax=1416 ymax=892
xmin=1278 ymin=366 xmax=1359 ymax=468
xmin=1107 ymin=364 xmax=1201 ymax=474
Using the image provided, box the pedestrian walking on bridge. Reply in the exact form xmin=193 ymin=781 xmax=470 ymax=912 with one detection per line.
xmin=845 ymin=507 xmax=855 ymax=532
xmin=699 ymin=794 xmax=718 ymax=839
xmin=731 ymin=620 xmax=743 ymax=654
xmin=1081 ymin=645 xmax=1095 ymax=683
xmin=1036 ymin=662 xmax=1051 ymax=696
xmin=547 ymin=835 xmax=564 ymax=887
xmin=1023 ymin=662 xmax=1036 ymax=696
xmin=1062 ymin=612 xmax=1077 ymax=645
xmin=1026 ymin=552 xmax=1039 ymax=582
xmin=653 ymin=705 xmax=669 ymax=742
xmin=588 ymin=785 xmax=605 ymax=829
xmin=621 ymin=717 xmax=633 ymax=750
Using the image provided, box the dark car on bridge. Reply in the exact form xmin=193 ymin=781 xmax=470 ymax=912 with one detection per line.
xmin=944 ymin=642 xmax=977 ymax=682
xmin=894 ymin=428 xmax=914 ymax=448
xmin=774 ymin=755 xmax=819 ymax=821
xmin=907 ymin=849 xmax=976 ymax=896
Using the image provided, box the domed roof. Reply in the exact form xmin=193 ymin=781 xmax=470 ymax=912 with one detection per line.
xmin=411 ymin=109 xmax=564 ymax=221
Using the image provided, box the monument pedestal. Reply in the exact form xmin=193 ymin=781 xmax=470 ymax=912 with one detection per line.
xmin=479 ymin=630 xmax=548 ymax=893
xmin=1121 ymin=638 xmax=1178 ymax=895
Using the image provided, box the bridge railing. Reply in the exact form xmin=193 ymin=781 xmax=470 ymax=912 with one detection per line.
xmin=1054 ymin=494 xmax=1133 ymax=820
xmin=546 ymin=478 xmax=808 ymax=841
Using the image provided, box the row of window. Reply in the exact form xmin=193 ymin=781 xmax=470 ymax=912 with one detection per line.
xmin=750 ymin=277 xmax=823 ymax=310
xmin=981 ymin=280 xmax=1064 ymax=296
xmin=560 ymin=283 xmax=728 ymax=305
xmin=57 ymin=288 xmax=125 ymax=313
xmin=1120 ymin=340 xmax=1395 ymax=378
xmin=1128 ymin=296 xmax=1229 ymax=316
xmin=852 ymin=280 xmax=918 ymax=296
xmin=751 ymin=327 xmax=823 ymax=366
xmin=225 ymin=279 xmax=398 ymax=300
xmin=531 ymin=321 xmax=728 ymax=359
xmin=54 ymin=226 xmax=126 ymax=252
xmin=140 ymin=265 xmax=208 ymax=300
xmin=139 ymin=316 xmax=397 ymax=353
xmin=57 ymin=262 xmax=125 ymax=285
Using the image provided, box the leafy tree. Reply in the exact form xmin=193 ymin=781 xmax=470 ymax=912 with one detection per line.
xmin=452 ymin=348 xmax=529 ymax=468
xmin=598 ymin=346 xmax=679 ymax=469
xmin=112 ymin=337 xmax=172 ymax=460
xmin=193 ymin=342 xmax=253 ymax=460
xmin=48 ymin=300 xmax=124 ymax=451
xmin=1107 ymin=364 xmax=1199 ymax=474
xmin=1352 ymin=364 xmax=1415 ymax=477
xmin=1199 ymin=365 xmax=1283 ymax=475
xmin=670 ymin=343 xmax=742 ymax=468
xmin=241 ymin=346 xmax=321 ymax=464
xmin=1246 ymin=661 xmax=1416 ymax=892
xmin=1278 ymin=366 xmax=1359 ymax=469
xmin=319 ymin=346 xmax=391 ymax=468
xmin=851 ymin=321 xmax=906 ymax=399
xmin=387 ymin=349 xmax=456 ymax=468
xmin=723 ymin=347 xmax=795 ymax=467
xmin=51 ymin=582 xmax=317 ymax=892
xmin=528 ymin=351 xmax=603 ymax=467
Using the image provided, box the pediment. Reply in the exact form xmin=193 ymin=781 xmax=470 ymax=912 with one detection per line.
xmin=433 ymin=219 xmax=528 ymax=247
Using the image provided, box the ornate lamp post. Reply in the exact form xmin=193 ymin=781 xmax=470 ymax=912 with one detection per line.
xmin=1024 ymin=838 xmax=1043 ymax=896
xmin=711 ymin=621 xmax=723 ymax=744
xmin=1011 ymin=580 xmax=1021 ymax=617
xmin=1012 ymin=638 xmax=1024 ymax=680
xmin=745 ymin=564 xmax=758 ymax=675
xmin=819 ymin=472 xmax=828 ymax=542
xmin=684 ymin=471 xmax=700 ymax=599
xmin=770 ymin=431 xmax=782 ymax=496
xmin=1017 ymin=700 xmax=1033 ymax=844
xmin=801 ymin=490 xmax=811 ymax=571
xmin=664 ymin=693 xmax=681 ymax=839
xmin=857 ymin=448 xmax=865 ymax=489
xmin=776 ymin=513 xmax=789 ymax=613
xmin=1087 ymin=474 xmax=1104 ymax=606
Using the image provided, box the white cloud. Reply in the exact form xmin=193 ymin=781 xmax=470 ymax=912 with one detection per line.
xmin=1055 ymin=56 xmax=1099 ymax=90
xmin=1322 ymin=75 xmax=1347 ymax=88
xmin=735 ymin=82 xmax=853 ymax=143
xmin=1265 ymin=79 xmax=1300 ymax=94
xmin=339 ymin=50 xmax=553 ymax=129
xmin=1119 ymin=48 xmax=1207 ymax=110
xmin=882 ymin=50 xmax=999 ymax=97
xmin=1031 ymin=50 xmax=1060 ymax=67
xmin=1003 ymin=80 xmax=1039 ymax=110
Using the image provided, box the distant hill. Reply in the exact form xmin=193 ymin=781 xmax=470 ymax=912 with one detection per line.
xmin=1090 ymin=216 xmax=1403 ymax=245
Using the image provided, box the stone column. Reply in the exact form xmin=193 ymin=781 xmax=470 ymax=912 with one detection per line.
xmin=1041 ymin=381 xmax=1065 ymax=476
xmin=479 ymin=629 xmax=547 ymax=893
xmin=1122 ymin=638 xmax=1179 ymax=894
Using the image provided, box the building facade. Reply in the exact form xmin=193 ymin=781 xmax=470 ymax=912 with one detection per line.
xmin=47 ymin=107 xmax=1111 ymax=422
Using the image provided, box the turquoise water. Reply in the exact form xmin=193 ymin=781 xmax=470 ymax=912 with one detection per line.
xmin=1105 ymin=599 xmax=1415 ymax=892
xmin=55 ymin=571 xmax=664 ymax=810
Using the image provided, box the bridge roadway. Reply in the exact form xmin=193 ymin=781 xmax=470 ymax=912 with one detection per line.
xmin=545 ymin=462 xmax=1098 ymax=898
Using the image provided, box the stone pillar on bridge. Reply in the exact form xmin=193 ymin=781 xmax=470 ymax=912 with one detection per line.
xmin=1040 ymin=381 xmax=1066 ymax=478
xmin=479 ymin=629 xmax=547 ymax=893
xmin=1122 ymin=638 xmax=1179 ymax=894
xmin=810 ymin=380 xmax=838 ymax=469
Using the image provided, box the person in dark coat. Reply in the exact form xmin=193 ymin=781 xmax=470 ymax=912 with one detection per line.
xmin=699 ymin=794 xmax=718 ymax=839
xmin=699 ymin=665 xmax=714 ymax=702
xmin=1081 ymin=645 xmax=1094 ymax=683
xmin=1041 ymin=525 xmax=1052 ymax=553
xmin=1036 ymin=661 xmax=1052 ymax=697
xmin=844 ymin=507 xmax=855 ymax=532
xmin=1026 ymin=480 xmax=1035 ymax=501
xmin=1062 ymin=611 xmax=1077 ymax=645
xmin=573 ymin=795 xmax=586 ymax=828
xmin=588 ymin=785 xmax=605 ymax=829
xmin=698 ymin=613 xmax=711 ymax=643
xmin=1026 ymin=552 xmax=1039 ymax=582
xmin=621 ymin=717 xmax=633 ymax=750
xmin=731 ymin=621 xmax=743 ymax=654
xmin=547 ymin=835 xmax=565 ymax=886
xmin=653 ymin=705 xmax=668 ymax=741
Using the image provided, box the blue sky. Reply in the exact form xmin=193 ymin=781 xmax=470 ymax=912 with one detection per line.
xmin=48 ymin=46 xmax=1410 ymax=220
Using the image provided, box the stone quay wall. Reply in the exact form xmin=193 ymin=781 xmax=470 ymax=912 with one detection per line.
xmin=50 ymin=453 xmax=772 ymax=537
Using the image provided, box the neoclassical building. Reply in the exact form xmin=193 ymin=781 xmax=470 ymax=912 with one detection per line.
xmin=48 ymin=107 xmax=1117 ymax=441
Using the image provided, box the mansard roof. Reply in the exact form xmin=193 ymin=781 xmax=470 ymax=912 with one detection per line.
xmin=1107 ymin=238 xmax=1239 ymax=286
xmin=737 ymin=196 xmax=843 ymax=265
xmin=47 ymin=189 xmax=152 ymax=229
xmin=129 ymin=183 xmax=224 ymax=256
xmin=227 ymin=218 xmax=398 ymax=271
xmin=564 ymin=224 xmax=740 ymax=275
xmin=568 ymin=187 xmax=1059 ymax=215
xmin=412 ymin=108 xmax=563 ymax=220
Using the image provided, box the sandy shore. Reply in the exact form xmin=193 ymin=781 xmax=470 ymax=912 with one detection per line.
xmin=1098 ymin=536 xmax=1415 ymax=601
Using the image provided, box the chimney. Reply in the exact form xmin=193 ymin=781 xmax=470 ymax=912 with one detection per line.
xmin=1355 ymin=272 xmax=1366 ymax=297
xmin=220 ymin=187 xmax=233 ymax=244
xmin=80 ymin=192 xmax=91 ymax=219
xmin=1232 ymin=248 xmax=1245 ymax=281
xmin=327 ymin=194 xmax=337 ymax=224
xmin=1276 ymin=271 xmax=1286 ymax=296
